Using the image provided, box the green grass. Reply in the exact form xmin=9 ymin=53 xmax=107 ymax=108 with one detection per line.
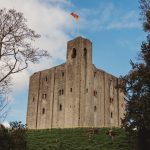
xmin=26 ymin=128 xmax=131 ymax=150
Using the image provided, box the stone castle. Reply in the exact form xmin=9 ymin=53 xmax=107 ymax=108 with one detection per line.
xmin=26 ymin=37 xmax=125 ymax=129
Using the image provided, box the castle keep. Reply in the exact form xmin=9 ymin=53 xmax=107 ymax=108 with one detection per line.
xmin=26 ymin=37 xmax=125 ymax=129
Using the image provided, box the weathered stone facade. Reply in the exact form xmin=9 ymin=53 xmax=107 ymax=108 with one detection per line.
xmin=26 ymin=37 xmax=125 ymax=129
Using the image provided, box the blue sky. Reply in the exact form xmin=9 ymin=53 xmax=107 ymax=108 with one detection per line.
xmin=0 ymin=0 xmax=146 ymax=125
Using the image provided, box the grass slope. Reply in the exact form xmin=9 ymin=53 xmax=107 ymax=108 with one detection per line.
xmin=27 ymin=128 xmax=131 ymax=150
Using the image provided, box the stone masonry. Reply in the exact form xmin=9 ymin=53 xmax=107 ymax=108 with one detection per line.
xmin=26 ymin=37 xmax=125 ymax=129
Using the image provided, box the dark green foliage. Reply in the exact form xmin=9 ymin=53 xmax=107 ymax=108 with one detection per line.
xmin=0 ymin=121 xmax=27 ymax=150
xmin=119 ymin=1 xmax=150 ymax=149
xmin=0 ymin=124 xmax=10 ymax=150
xmin=9 ymin=121 xmax=27 ymax=150
xmin=26 ymin=128 xmax=131 ymax=150
xmin=140 ymin=0 xmax=150 ymax=32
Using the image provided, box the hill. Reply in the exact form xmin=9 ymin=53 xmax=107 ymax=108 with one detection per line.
xmin=27 ymin=128 xmax=131 ymax=150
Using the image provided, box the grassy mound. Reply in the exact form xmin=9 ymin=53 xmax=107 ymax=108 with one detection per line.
xmin=27 ymin=128 xmax=131 ymax=150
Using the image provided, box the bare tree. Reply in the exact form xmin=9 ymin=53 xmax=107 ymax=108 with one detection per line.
xmin=0 ymin=8 xmax=49 ymax=122
xmin=0 ymin=95 xmax=10 ymax=123
xmin=0 ymin=74 xmax=11 ymax=122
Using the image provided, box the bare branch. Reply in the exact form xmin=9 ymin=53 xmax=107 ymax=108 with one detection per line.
xmin=0 ymin=8 xmax=49 ymax=121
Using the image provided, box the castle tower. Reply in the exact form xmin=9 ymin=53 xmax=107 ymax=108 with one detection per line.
xmin=65 ymin=37 xmax=93 ymax=127
xmin=26 ymin=36 xmax=125 ymax=129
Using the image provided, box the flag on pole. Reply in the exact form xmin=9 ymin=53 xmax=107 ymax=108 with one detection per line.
xmin=70 ymin=12 xmax=79 ymax=20
xmin=70 ymin=12 xmax=80 ymax=35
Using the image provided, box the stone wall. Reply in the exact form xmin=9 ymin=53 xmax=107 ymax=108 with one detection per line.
xmin=26 ymin=37 xmax=125 ymax=129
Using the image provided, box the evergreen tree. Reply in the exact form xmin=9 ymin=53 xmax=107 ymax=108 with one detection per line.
xmin=121 ymin=0 xmax=150 ymax=149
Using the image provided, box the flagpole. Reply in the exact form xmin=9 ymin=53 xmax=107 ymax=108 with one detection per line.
xmin=75 ymin=19 xmax=80 ymax=36
xmin=77 ymin=19 xmax=80 ymax=35
xmin=70 ymin=12 xmax=80 ymax=36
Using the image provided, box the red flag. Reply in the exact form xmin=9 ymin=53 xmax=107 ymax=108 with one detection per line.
xmin=70 ymin=12 xmax=79 ymax=20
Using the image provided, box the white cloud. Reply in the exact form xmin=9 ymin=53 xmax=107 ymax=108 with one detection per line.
xmin=12 ymin=70 xmax=29 ymax=91
xmin=0 ymin=1 xmax=141 ymax=92
xmin=0 ymin=0 xmax=142 ymax=94
xmin=79 ymin=3 xmax=141 ymax=31
xmin=0 ymin=0 xmax=74 ymax=91
xmin=106 ymin=11 xmax=140 ymax=30
xmin=41 ymin=0 xmax=73 ymax=7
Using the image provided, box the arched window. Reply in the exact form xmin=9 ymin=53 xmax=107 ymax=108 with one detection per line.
xmin=84 ymin=48 xmax=87 ymax=57
xmin=59 ymin=89 xmax=64 ymax=96
xmin=71 ymin=48 xmax=76 ymax=58
xmin=94 ymin=90 xmax=97 ymax=96
xmin=62 ymin=72 xmax=64 ymax=77
xmin=59 ymin=90 xmax=61 ymax=96
xmin=110 ymin=98 xmax=114 ymax=103
xmin=42 ymin=108 xmax=45 ymax=114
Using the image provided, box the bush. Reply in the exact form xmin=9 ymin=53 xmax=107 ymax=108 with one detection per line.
xmin=0 ymin=121 xmax=27 ymax=150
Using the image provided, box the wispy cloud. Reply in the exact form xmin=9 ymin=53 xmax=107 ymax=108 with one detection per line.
xmin=0 ymin=1 xmax=141 ymax=92
xmin=40 ymin=0 xmax=72 ymax=6
xmin=79 ymin=3 xmax=141 ymax=31
xmin=0 ymin=0 xmax=74 ymax=91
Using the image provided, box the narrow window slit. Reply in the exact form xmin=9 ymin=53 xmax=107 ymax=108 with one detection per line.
xmin=59 ymin=104 xmax=62 ymax=111
xmin=45 ymin=76 xmax=48 ymax=81
xmin=94 ymin=106 xmax=97 ymax=112
xmin=111 ymin=112 xmax=113 ymax=118
xmin=86 ymin=88 xmax=88 ymax=93
xmin=42 ymin=108 xmax=45 ymax=114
